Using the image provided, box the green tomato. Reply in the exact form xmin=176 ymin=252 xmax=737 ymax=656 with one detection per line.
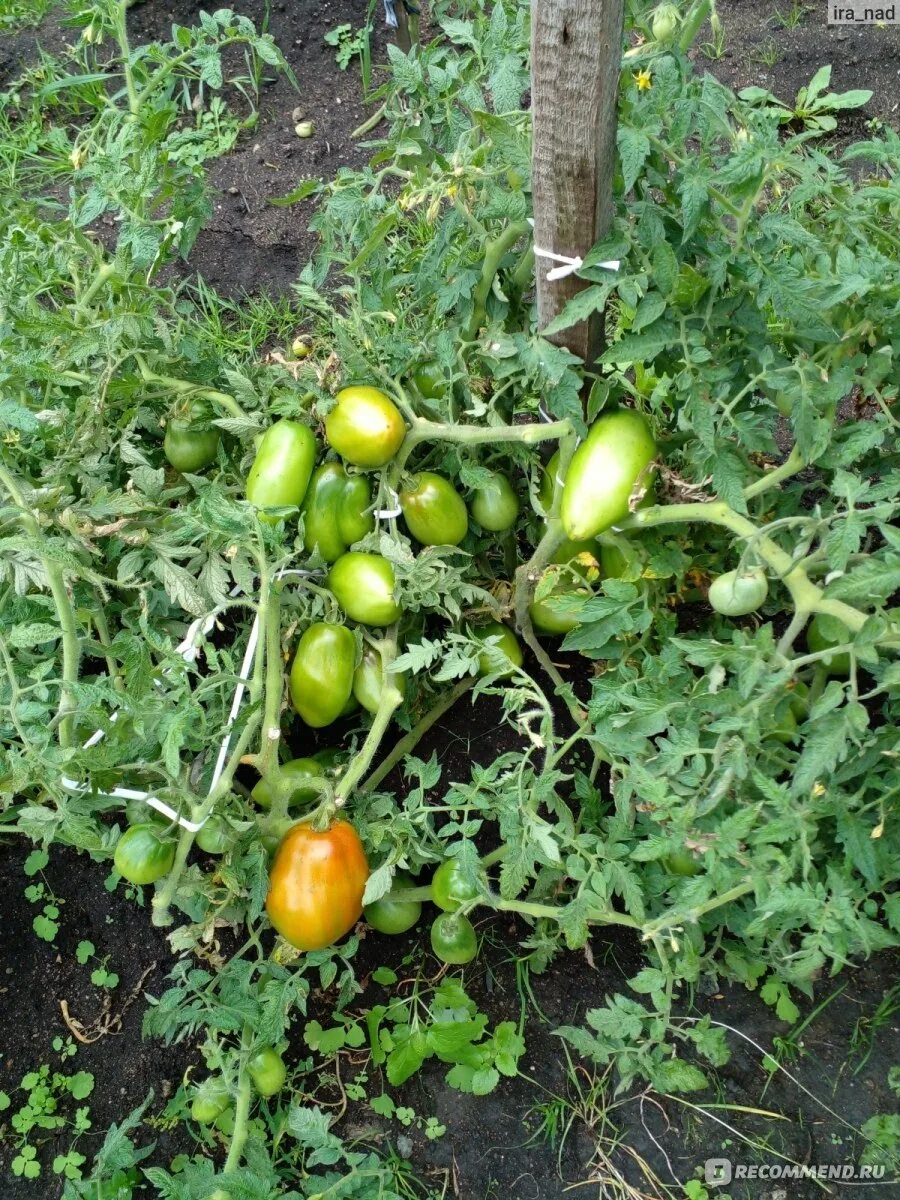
xmin=124 ymin=797 xmax=169 ymax=828
xmin=258 ymin=816 xmax=296 ymax=857
xmin=561 ymin=409 xmax=657 ymax=542
xmin=252 ymin=757 xmax=325 ymax=810
xmin=364 ymin=871 xmax=422 ymax=934
xmin=325 ymin=385 xmax=406 ymax=467
xmin=600 ymin=542 xmax=628 ymax=579
xmin=768 ymin=706 xmax=798 ymax=745
xmin=431 ymin=858 xmax=483 ymax=912
xmin=412 ymin=363 xmax=448 ymax=401
xmin=664 ymin=849 xmax=701 ymax=877
xmin=807 ymin=613 xmax=852 ymax=676
xmin=671 ymin=263 xmax=710 ymax=309
xmin=787 ymin=679 xmax=810 ymax=721
xmin=191 ymin=1078 xmax=230 ymax=1124
xmin=528 ymin=566 xmax=591 ymax=636
xmin=399 ymin=472 xmax=469 ymax=547
xmin=471 ymin=621 xmax=523 ymax=678
xmin=651 ymin=3 xmax=680 ymax=42
xmin=708 ymin=568 xmax=769 ymax=617
xmin=352 ymin=647 xmax=406 ymax=715
xmin=430 ymin=913 xmax=477 ymax=964
xmin=195 ymin=816 xmax=234 ymax=855
xmin=538 ymin=449 xmax=562 ymax=515
xmin=289 ymin=622 xmax=356 ymax=728
xmin=246 ymin=419 xmax=317 ymax=515
xmin=301 ymin=462 xmax=374 ymax=563
xmin=114 ymin=824 xmax=175 ymax=886
xmin=247 ymin=1047 xmax=287 ymax=1097
xmin=164 ymin=419 xmax=220 ymax=473
xmin=470 ymin=472 xmax=520 ymax=532
xmin=329 ymin=552 xmax=401 ymax=627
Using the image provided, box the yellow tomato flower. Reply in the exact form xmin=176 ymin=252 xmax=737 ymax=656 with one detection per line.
xmin=633 ymin=69 xmax=653 ymax=91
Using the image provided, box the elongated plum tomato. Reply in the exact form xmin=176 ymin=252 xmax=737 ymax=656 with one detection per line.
xmin=561 ymin=409 xmax=656 ymax=541
xmin=325 ymin=386 xmax=406 ymax=468
xmin=399 ymin=472 xmax=468 ymax=546
xmin=365 ymin=871 xmax=422 ymax=934
xmin=266 ymin=819 xmax=369 ymax=950
xmin=114 ymin=824 xmax=175 ymax=886
xmin=289 ymin=622 xmax=356 ymax=728
xmin=807 ymin=613 xmax=851 ymax=676
xmin=471 ymin=621 xmax=523 ymax=678
xmin=329 ymin=552 xmax=401 ymax=627
xmin=352 ymin=647 xmax=406 ymax=715
xmin=431 ymin=858 xmax=483 ymax=912
xmin=430 ymin=913 xmax=477 ymax=964
xmin=301 ymin=462 xmax=374 ymax=562
xmin=708 ymin=568 xmax=768 ymax=617
xmin=247 ymin=1047 xmax=286 ymax=1097
xmin=470 ymin=472 xmax=520 ymax=532
xmin=252 ymin=757 xmax=325 ymax=810
xmin=246 ymin=419 xmax=316 ymax=515
xmin=164 ymin=419 xmax=220 ymax=473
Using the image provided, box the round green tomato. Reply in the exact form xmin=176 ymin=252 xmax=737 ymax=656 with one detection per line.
xmin=561 ymin=409 xmax=657 ymax=541
xmin=114 ymin=824 xmax=175 ymax=886
xmin=471 ymin=621 xmax=523 ymax=678
xmin=430 ymin=913 xmax=477 ymax=964
xmin=470 ymin=472 xmax=519 ymax=532
xmin=329 ymin=552 xmax=401 ymax=627
xmin=529 ymin=568 xmax=590 ymax=636
xmin=290 ymin=622 xmax=356 ymax=728
xmin=301 ymin=462 xmax=374 ymax=563
xmin=412 ymin=363 xmax=448 ymax=401
xmin=708 ymin=568 xmax=769 ymax=617
xmin=807 ymin=613 xmax=851 ymax=676
xmin=365 ymin=871 xmax=422 ymax=934
xmin=191 ymin=1078 xmax=230 ymax=1124
xmin=195 ymin=816 xmax=234 ymax=856
xmin=325 ymin=385 xmax=406 ymax=468
xmin=164 ymin=419 xmax=220 ymax=473
xmin=664 ymin=849 xmax=700 ymax=877
xmin=247 ymin=1047 xmax=286 ymax=1097
xmin=246 ymin=419 xmax=317 ymax=515
xmin=431 ymin=859 xmax=482 ymax=912
xmin=252 ymin=757 xmax=325 ymax=810
xmin=399 ymin=472 xmax=468 ymax=547
xmin=352 ymin=647 xmax=406 ymax=715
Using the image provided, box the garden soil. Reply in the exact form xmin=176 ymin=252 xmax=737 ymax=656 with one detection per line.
xmin=1 ymin=2 xmax=898 ymax=1198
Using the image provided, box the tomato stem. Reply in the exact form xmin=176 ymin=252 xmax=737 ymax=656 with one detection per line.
xmin=465 ymin=219 xmax=532 ymax=341
xmin=743 ymin=445 xmax=807 ymax=500
xmin=358 ymin=676 xmax=476 ymax=795
xmin=622 ymin=501 xmax=875 ymax=636
xmin=333 ymin=628 xmax=402 ymax=806
xmin=134 ymin=354 xmax=247 ymax=421
xmin=222 ymin=1060 xmax=253 ymax=1177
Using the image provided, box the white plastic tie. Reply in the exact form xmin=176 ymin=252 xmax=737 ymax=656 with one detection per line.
xmin=375 ymin=487 xmax=402 ymax=520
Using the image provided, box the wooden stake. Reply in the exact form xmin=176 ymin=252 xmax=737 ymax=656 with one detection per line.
xmin=531 ymin=0 xmax=624 ymax=366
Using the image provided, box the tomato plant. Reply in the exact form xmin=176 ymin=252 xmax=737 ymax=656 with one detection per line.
xmin=266 ymin=820 xmax=369 ymax=950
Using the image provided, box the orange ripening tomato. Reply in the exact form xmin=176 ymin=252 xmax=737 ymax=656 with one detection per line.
xmin=265 ymin=820 xmax=369 ymax=951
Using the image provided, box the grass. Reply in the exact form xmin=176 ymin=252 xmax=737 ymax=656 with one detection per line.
xmin=772 ymin=1 xmax=809 ymax=29
xmin=0 ymin=0 xmax=53 ymax=31
xmin=752 ymin=39 xmax=781 ymax=67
